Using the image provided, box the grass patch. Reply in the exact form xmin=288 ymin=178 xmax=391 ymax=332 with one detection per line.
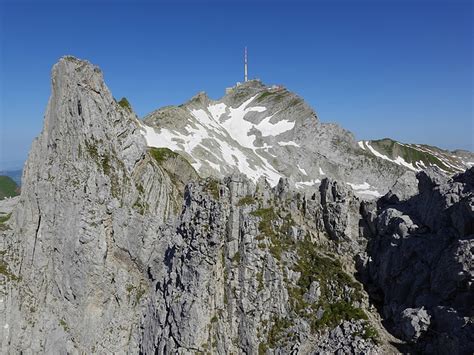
xmin=149 ymin=147 xmax=179 ymax=164
xmin=285 ymin=237 xmax=367 ymax=332
xmin=371 ymin=138 xmax=453 ymax=172
xmin=362 ymin=323 xmax=380 ymax=343
xmin=256 ymin=91 xmax=286 ymax=103
xmin=204 ymin=178 xmax=220 ymax=200
xmin=237 ymin=195 xmax=256 ymax=206
xmin=0 ymin=259 xmax=19 ymax=281
xmin=267 ymin=317 xmax=294 ymax=348
xmin=257 ymin=271 xmax=264 ymax=292
xmin=0 ymin=213 xmax=11 ymax=231
xmin=251 ymin=209 xmax=296 ymax=261
xmin=314 ymin=301 xmax=367 ymax=330
xmin=232 ymin=251 xmax=241 ymax=263
xmin=258 ymin=342 xmax=268 ymax=355
xmin=59 ymin=319 xmax=69 ymax=332
xmin=117 ymin=97 xmax=132 ymax=111
xmin=251 ymin=208 xmax=277 ymax=239
xmin=0 ymin=176 xmax=19 ymax=200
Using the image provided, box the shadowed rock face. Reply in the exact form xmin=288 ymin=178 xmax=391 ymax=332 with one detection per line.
xmin=360 ymin=167 xmax=474 ymax=354
xmin=0 ymin=56 xmax=472 ymax=354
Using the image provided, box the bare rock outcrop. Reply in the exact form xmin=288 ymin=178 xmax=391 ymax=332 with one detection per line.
xmin=361 ymin=167 xmax=474 ymax=354
xmin=1 ymin=56 xmax=181 ymax=353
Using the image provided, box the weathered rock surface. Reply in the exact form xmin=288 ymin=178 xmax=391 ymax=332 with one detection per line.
xmin=1 ymin=56 xmax=182 ymax=353
xmin=139 ymin=174 xmax=384 ymax=353
xmin=1 ymin=56 xmax=472 ymax=355
xmin=361 ymin=167 xmax=474 ymax=354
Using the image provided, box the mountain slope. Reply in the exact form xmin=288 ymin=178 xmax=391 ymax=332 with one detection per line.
xmin=359 ymin=138 xmax=473 ymax=174
xmin=0 ymin=176 xmax=19 ymax=199
xmin=142 ymin=80 xmax=409 ymax=199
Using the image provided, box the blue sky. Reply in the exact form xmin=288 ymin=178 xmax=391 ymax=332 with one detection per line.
xmin=0 ymin=0 xmax=472 ymax=170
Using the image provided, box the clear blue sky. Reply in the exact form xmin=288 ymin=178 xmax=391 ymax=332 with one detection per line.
xmin=1 ymin=0 xmax=472 ymax=170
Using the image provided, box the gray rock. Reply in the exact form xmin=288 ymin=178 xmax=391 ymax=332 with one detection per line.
xmin=398 ymin=307 xmax=431 ymax=342
xmin=361 ymin=167 xmax=474 ymax=353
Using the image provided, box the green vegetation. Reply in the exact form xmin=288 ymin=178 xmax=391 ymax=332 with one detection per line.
xmin=251 ymin=208 xmax=296 ymax=260
xmin=84 ymin=140 xmax=122 ymax=198
xmin=256 ymin=271 xmax=264 ymax=292
xmin=0 ymin=259 xmax=19 ymax=281
xmin=59 ymin=319 xmax=69 ymax=332
xmin=133 ymin=196 xmax=148 ymax=215
xmin=267 ymin=317 xmax=294 ymax=348
xmin=362 ymin=323 xmax=380 ymax=343
xmin=0 ymin=176 xmax=19 ymax=200
xmin=237 ymin=195 xmax=256 ymax=206
xmin=314 ymin=301 xmax=367 ymax=329
xmin=126 ymin=284 xmax=146 ymax=306
xmin=251 ymin=208 xmax=277 ymax=239
xmin=287 ymin=237 xmax=366 ymax=331
xmin=149 ymin=147 xmax=179 ymax=164
xmin=117 ymin=97 xmax=132 ymax=111
xmin=232 ymin=251 xmax=241 ymax=263
xmin=371 ymin=138 xmax=453 ymax=172
xmin=0 ymin=213 xmax=11 ymax=231
xmin=204 ymin=178 xmax=220 ymax=199
xmin=256 ymin=91 xmax=286 ymax=103
xmin=256 ymin=91 xmax=275 ymax=102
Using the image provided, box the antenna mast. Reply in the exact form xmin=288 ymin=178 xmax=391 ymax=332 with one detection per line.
xmin=244 ymin=47 xmax=248 ymax=82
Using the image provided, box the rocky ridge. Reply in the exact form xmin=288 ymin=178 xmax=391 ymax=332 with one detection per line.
xmin=0 ymin=56 xmax=472 ymax=354
xmin=360 ymin=138 xmax=474 ymax=175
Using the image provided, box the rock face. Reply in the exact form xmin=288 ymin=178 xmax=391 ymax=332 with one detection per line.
xmin=360 ymin=167 xmax=474 ymax=353
xmin=139 ymin=175 xmax=382 ymax=354
xmin=1 ymin=56 xmax=472 ymax=354
xmin=1 ymin=57 xmax=182 ymax=353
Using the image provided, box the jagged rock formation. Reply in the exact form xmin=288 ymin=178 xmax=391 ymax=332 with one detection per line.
xmin=1 ymin=56 xmax=472 ymax=354
xmin=139 ymin=174 xmax=385 ymax=353
xmin=1 ymin=56 xmax=183 ymax=353
xmin=359 ymin=167 xmax=474 ymax=353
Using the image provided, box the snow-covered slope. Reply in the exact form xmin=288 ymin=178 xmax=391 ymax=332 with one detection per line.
xmin=359 ymin=139 xmax=473 ymax=175
xmin=140 ymin=80 xmax=409 ymax=198
xmin=140 ymin=80 xmax=471 ymax=199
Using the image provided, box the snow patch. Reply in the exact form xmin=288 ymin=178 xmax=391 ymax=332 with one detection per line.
xmin=255 ymin=112 xmax=295 ymax=137
xmin=297 ymin=165 xmax=307 ymax=175
xmin=347 ymin=181 xmax=381 ymax=198
xmin=221 ymin=94 xmax=267 ymax=149
xmin=365 ymin=141 xmax=420 ymax=171
xmin=208 ymin=103 xmax=227 ymax=121
xmin=355 ymin=190 xmax=382 ymax=198
xmin=295 ymin=179 xmax=321 ymax=189
xmin=347 ymin=182 xmax=371 ymax=190
xmin=278 ymin=141 xmax=300 ymax=147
